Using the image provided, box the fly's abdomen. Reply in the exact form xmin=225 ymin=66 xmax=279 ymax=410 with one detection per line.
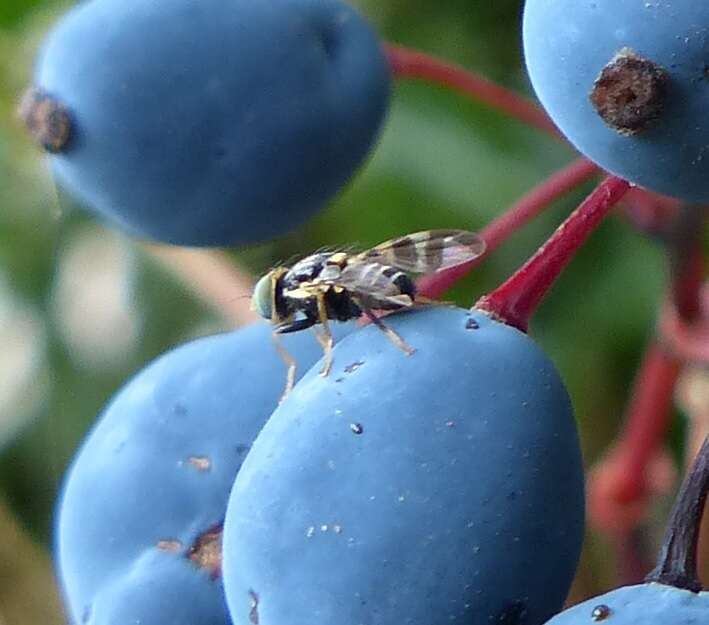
xmin=381 ymin=266 xmax=416 ymax=299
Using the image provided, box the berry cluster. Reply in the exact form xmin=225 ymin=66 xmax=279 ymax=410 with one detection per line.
xmin=17 ymin=0 xmax=709 ymax=624
xmin=523 ymin=1 xmax=709 ymax=202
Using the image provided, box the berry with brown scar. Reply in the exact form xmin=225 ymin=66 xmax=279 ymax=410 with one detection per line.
xmin=523 ymin=0 xmax=709 ymax=202
xmin=589 ymin=48 xmax=669 ymax=137
xmin=27 ymin=0 xmax=390 ymax=245
xmin=55 ymin=321 xmax=352 ymax=625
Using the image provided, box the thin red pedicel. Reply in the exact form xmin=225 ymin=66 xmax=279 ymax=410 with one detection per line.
xmin=667 ymin=204 xmax=706 ymax=323
xmin=388 ymin=44 xmax=680 ymax=311
xmin=671 ymin=248 xmax=704 ymax=323
xmin=475 ymin=176 xmax=631 ymax=331
xmin=608 ymin=344 xmax=681 ymax=499
xmin=620 ymin=188 xmax=680 ymax=240
xmin=386 ymin=44 xmax=563 ymax=139
xmin=593 ymin=203 xmax=706 ymax=509
xmin=588 ymin=203 xmax=706 ymax=582
xmin=417 ymin=158 xmax=600 ymax=299
xmin=588 ymin=343 xmax=681 ymax=531
xmin=659 ymin=290 xmax=709 ymax=364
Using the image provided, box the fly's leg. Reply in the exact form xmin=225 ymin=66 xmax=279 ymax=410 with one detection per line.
xmin=361 ymin=307 xmax=416 ymax=356
xmin=271 ymin=331 xmax=296 ymax=403
xmin=315 ymin=292 xmax=334 ymax=376
xmin=413 ymin=295 xmax=452 ymax=307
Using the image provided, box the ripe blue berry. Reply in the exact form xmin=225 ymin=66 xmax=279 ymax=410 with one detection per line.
xmin=541 ymin=584 xmax=709 ymax=625
xmin=56 ymin=321 xmax=352 ymax=625
xmin=28 ymin=0 xmax=390 ymax=245
xmin=222 ymin=307 xmax=585 ymax=625
xmin=523 ymin=1 xmax=709 ymax=202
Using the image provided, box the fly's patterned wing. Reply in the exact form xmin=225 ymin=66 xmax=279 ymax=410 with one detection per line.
xmin=355 ymin=230 xmax=486 ymax=274
xmin=320 ymin=260 xmax=415 ymax=310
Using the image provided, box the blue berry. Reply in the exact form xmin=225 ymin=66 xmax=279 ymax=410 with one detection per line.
xmin=29 ymin=0 xmax=390 ymax=245
xmin=523 ymin=1 xmax=709 ymax=202
xmin=222 ymin=307 xmax=585 ymax=625
xmin=56 ymin=321 xmax=352 ymax=625
xmin=542 ymin=583 xmax=709 ymax=625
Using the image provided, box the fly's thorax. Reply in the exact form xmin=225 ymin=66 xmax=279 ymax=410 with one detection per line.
xmin=318 ymin=264 xmax=343 ymax=282
xmin=285 ymin=253 xmax=333 ymax=285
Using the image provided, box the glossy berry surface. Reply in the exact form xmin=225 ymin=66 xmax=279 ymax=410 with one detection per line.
xmin=56 ymin=321 xmax=352 ymax=625
xmin=523 ymin=1 xmax=709 ymax=202
xmin=542 ymin=583 xmax=709 ymax=625
xmin=34 ymin=0 xmax=390 ymax=245
xmin=222 ymin=307 xmax=585 ymax=625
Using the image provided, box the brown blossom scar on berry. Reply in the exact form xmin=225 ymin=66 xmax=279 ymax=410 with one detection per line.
xmin=590 ymin=47 xmax=669 ymax=136
xmin=187 ymin=456 xmax=212 ymax=471
xmin=18 ymin=86 xmax=73 ymax=153
xmin=187 ymin=524 xmax=223 ymax=579
xmin=156 ymin=539 xmax=183 ymax=553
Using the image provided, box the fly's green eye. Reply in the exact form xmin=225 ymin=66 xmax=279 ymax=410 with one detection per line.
xmin=252 ymin=274 xmax=273 ymax=320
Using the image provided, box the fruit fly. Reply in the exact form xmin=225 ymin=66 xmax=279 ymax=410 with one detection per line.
xmin=251 ymin=229 xmax=486 ymax=397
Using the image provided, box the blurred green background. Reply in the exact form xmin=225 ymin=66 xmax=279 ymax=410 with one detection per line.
xmin=0 ymin=0 xmax=686 ymax=623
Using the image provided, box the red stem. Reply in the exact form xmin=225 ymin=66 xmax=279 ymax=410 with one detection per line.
xmin=475 ymin=176 xmax=631 ymax=331
xmin=612 ymin=343 xmax=682 ymax=499
xmin=658 ymin=289 xmax=709 ymax=364
xmin=673 ymin=248 xmax=705 ymax=323
xmin=620 ymin=188 xmax=680 ymax=240
xmin=386 ymin=44 xmax=563 ymax=139
xmin=417 ymin=158 xmax=600 ymax=299
xmin=587 ymin=203 xmax=706 ymax=541
xmin=668 ymin=204 xmax=706 ymax=323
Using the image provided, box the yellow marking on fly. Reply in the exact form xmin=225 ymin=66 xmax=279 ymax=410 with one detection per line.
xmin=251 ymin=229 xmax=486 ymax=401
xmin=329 ymin=252 xmax=349 ymax=265
xmin=285 ymin=286 xmax=319 ymax=300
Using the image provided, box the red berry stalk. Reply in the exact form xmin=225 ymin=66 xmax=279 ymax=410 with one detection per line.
xmin=667 ymin=204 xmax=706 ymax=323
xmin=588 ymin=202 xmax=706 ymax=583
xmin=590 ymin=203 xmax=706 ymax=508
xmin=386 ymin=44 xmax=562 ymax=139
xmin=390 ymin=43 xmax=680 ymax=312
xmin=588 ymin=342 xmax=680 ymax=554
xmin=417 ymin=158 xmax=600 ymax=299
xmin=620 ymin=188 xmax=680 ymax=240
xmin=614 ymin=346 xmax=680 ymax=490
xmin=475 ymin=176 xmax=630 ymax=331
